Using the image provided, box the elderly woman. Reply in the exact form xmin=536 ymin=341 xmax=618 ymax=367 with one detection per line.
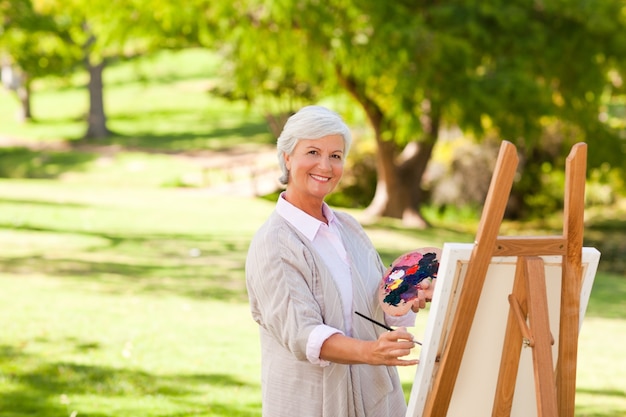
xmin=246 ymin=106 xmax=433 ymax=417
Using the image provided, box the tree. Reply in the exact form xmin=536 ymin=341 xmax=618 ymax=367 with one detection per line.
xmin=8 ymin=0 xmax=220 ymax=139
xmin=32 ymin=0 xmax=150 ymax=139
xmin=204 ymin=2 xmax=334 ymax=137
xmin=226 ymin=0 xmax=626 ymax=226
xmin=0 ymin=0 xmax=80 ymax=121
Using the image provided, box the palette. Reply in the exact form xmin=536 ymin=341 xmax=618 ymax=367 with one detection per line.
xmin=378 ymin=247 xmax=442 ymax=316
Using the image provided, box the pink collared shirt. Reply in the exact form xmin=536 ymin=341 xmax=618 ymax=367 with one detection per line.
xmin=276 ymin=194 xmax=415 ymax=366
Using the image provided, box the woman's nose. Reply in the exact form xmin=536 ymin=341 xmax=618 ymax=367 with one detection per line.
xmin=318 ymin=155 xmax=332 ymax=169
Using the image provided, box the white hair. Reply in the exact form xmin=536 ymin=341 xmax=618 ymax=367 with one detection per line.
xmin=276 ymin=105 xmax=352 ymax=185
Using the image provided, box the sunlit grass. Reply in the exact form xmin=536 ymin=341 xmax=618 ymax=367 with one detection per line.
xmin=0 ymin=181 xmax=269 ymax=416
xmin=0 ymin=178 xmax=624 ymax=416
xmin=0 ymin=273 xmax=262 ymax=417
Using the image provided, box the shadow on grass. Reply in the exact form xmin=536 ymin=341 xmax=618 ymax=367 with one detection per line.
xmin=0 ymin=147 xmax=97 ymax=180
xmin=0 ymin=344 xmax=259 ymax=416
xmin=574 ymin=389 xmax=626 ymax=417
xmin=0 ymin=222 xmax=250 ymax=303
xmin=577 ymin=387 xmax=626 ymax=399
xmin=205 ymin=401 xmax=262 ymax=417
xmin=0 ymin=197 xmax=90 ymax=208
xmin=1 ymin=115 xmax=272 ymax=179
xmin=2 ymin=216 xmax=625 ymax=311
xmin=69 ymin=118 xmax=274 ymax=153
xmin=12 ymin=109 xmax=273 ymax=155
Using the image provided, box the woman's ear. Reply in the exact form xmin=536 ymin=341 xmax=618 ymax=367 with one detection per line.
xmin=284 ymin=152 xmax=291 ymax=171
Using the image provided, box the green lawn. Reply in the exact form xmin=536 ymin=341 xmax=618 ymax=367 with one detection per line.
xmin=0 ymin=178 xmax=624 ymax=416
xmin=0 ymin=180 xmax=267 ymax=416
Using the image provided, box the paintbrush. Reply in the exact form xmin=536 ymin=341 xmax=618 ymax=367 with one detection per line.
xmin=354 ymin=311 xmax=422 ymax=345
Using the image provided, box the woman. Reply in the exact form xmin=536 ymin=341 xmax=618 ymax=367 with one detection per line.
xmin=246 ymin=106 xmax=434 ymax=417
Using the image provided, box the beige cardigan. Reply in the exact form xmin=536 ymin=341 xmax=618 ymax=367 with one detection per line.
xmin=246 ymin=210 xmax=407 ymax=417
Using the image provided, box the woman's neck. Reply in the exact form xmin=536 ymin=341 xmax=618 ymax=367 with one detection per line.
xmin=283 ymin=191 xmax=327 ymax=224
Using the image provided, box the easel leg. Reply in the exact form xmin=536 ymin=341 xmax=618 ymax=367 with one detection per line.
xmin=492 ymin=257 xmax=558 ymax=417
xmin=557 ymin=142 xmax=587 ymax=416
xmin=525 ymin=257 xmax=559 ymax=417
xmin=492 ymin=257 xmax=528 ymax=416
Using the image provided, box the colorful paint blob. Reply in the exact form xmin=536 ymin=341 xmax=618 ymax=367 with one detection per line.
xmin=378 ymin=247 xmax=442 ymax=316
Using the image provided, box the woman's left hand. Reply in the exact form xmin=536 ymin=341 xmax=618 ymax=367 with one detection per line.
xmin=410 ymin=278 xmax=436 ymax=313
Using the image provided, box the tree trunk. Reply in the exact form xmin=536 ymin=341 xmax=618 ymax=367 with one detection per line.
xmin=265 ymin=111 xmax=293 ymax=138
xmin=364 ymin=137 xmax=408 ymax=219
xmin=396 ymin=104 xmax=441 ymax=227
xmin=16 ymin=77 xmax=32 ymax=122
xmin=2 ymin=64 xmax=32 ymax=122
xmin=83 ymin=57 xmax=110 ymax=139
xmin=365 ymin=128 xmax=434 ymax=229
xmin=337 ymin=70 xmax=436 ymax=228
xmin=365 ymin=99 xmax=441 ymax=228
xmin=395 ymin=138 xmax=436 ymax=228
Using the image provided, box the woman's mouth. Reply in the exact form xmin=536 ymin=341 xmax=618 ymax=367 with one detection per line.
xmin=310 ymin=174 xmax=330 ymax=182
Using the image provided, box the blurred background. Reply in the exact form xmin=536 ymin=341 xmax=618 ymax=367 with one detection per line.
xmin=1 ymin=1 xmax=625 ymax=416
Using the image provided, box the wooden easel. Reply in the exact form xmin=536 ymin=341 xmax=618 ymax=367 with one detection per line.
xmin=422 ymin=140 xmax=587 ymax=417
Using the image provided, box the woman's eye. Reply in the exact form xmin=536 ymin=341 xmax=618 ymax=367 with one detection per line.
xmin=332 ymin=154 xmax=342 ymax=160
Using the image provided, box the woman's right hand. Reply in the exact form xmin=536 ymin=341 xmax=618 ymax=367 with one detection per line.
xmin=367 ymin=327 xmax=418 ymax=366
xmin=319 ymin=329 xmax=419 ymax=366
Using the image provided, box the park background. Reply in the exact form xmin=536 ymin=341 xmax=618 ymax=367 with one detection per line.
xmin=1 ymin=1 xmax=625 ymax=416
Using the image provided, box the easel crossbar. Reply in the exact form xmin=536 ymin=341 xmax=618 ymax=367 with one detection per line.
xmin=495 ymin=236 xmax=567 ymax=257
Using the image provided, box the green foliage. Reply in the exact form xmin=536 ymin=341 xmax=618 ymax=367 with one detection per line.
xmin=3 ymin=0 xmax=626 ymax=219
xmin=230 ymin=0 xmax=626 ymax=145
xmin=587 ymin=163 xmax=625 ymax=205
xmin=325 ymin=139 xmax=377 ymax=209
xmin=584 ymin=208 xmax=626 ymax=276
xmin=209 ymin=0 xmax=626 ymax=225
xmin=208 ymin=0 xmax=333 ymax=124
xmin=0 ymin=0 xmax=82 ymax=79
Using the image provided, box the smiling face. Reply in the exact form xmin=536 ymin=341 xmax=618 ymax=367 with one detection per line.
xmin=283 ymin=134 xmax=345 ymax=217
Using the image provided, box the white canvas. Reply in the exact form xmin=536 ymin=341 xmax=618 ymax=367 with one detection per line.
xmin=406 ymin=243 xmax=601 ymax=417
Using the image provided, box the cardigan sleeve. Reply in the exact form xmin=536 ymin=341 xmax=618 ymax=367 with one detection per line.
xmin=246 ymin=217 xmax=334 ymax=362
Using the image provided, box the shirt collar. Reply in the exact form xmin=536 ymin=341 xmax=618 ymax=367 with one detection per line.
xmin=276 ymin=192 xmax=336 ymax=241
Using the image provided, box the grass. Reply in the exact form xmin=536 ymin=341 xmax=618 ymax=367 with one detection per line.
xmin=0 ymin=48 xmax=625 ymax=416
xmin=0 ymin=178 xmax=625 ymax=416
xmin=0 ymin=275 xmax=262 ymax=416
xmin=0 ymin=181 xmax=267 ymax=416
